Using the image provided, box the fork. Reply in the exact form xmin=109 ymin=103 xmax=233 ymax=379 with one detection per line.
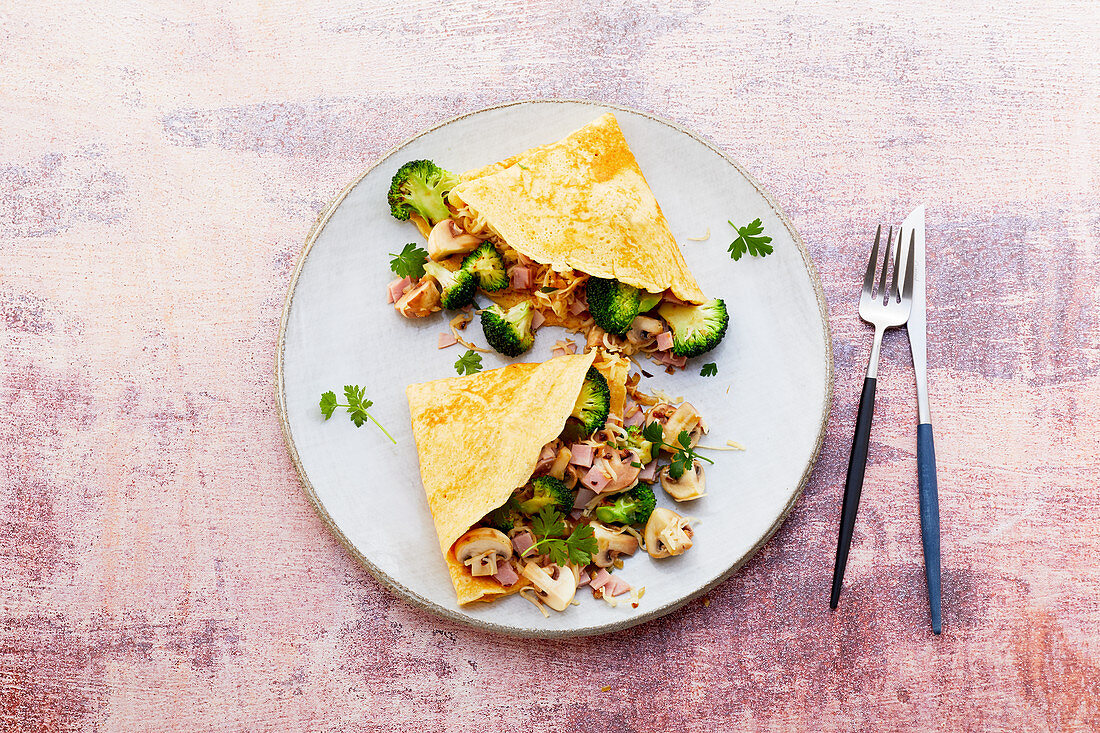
xmin=830 ymin=225 xmax=915 ymax=609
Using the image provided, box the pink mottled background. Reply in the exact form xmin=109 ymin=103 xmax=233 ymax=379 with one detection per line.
xmin=3 ymin=1 xmax=1099 ymax=731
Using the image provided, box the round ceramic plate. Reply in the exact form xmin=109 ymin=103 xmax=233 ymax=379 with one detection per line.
xmin=276 ymin=100 xmax=832 ymax=637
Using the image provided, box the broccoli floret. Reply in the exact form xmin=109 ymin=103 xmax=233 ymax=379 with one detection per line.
xmin=595 ymin=484 xmax=656 ymax=525
xmin=461 ymin=244 xmax=508 ymax=292
xmin=518 ymin=476 xmax=574 ymax=515
xmin=570 ymin=367 xmax=611 ymax=435
xmin=657 ymin=298 xmax=729 ymax=358
xmin=623 ymin=425 xmax=655 ymax=466
xmin=487 ymin=496 xmax=522 ymax=533
xmin=586 ymin=277 xmax=641 ymax=335
xmin=387 ymin=160 xmax=460 ymax=226
xmin=481 ymin=302 xmax=535 ymax=356
xmin=637 ymin=291 xmax=663 ymax=313
xmin=423 ymin=260 xmax=476 ymax=310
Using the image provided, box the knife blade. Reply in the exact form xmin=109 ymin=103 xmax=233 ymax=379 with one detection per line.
xmin=901 ymin=205 xmax=942 ymax=635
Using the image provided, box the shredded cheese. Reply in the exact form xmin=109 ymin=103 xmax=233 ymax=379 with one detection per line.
xmin=519 ymin=587 xmax=550 ymax=618
xmin=685 ymin=228 xmax=711 ymax=242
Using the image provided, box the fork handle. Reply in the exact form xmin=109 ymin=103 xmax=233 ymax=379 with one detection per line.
xmin=918 ymin=423 xmax=942 ymax=634
xmin=830 ymin=376 xmax=877 ymax=608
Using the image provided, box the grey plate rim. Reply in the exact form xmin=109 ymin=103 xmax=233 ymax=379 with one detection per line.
xmin=274 ymin=98 xmax=834 ymax=638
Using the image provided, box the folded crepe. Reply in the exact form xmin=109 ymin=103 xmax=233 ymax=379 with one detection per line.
xmin=449 ymin=112 xmax=705 ymax=305
xmin=406 ymin=350 xmax=629 ymax=605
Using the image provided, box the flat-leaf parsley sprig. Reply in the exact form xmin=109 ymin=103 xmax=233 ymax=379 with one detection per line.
xmin=454 ymin=349 xmax=483 ymax=375
xmin=728 ymin=218 xmax=773 ymax=261
xmin=642 ymin=421 xmax=714 ymax=480
xmin=389 ymin=242 xmax=429 ymax=280
xmin=700 ymin=362 xmax=718 ymax=377
xmin=319 ymin=385 xmax=397 ymax=444
xmin=523 ymin=507 xmax=599 ymax=566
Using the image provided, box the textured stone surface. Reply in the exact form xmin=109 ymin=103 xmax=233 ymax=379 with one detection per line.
xmin=2 ymin=1 xmax=1099 ymax=730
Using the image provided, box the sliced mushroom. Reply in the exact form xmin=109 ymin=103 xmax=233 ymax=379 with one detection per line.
xmin=395 ymin=278 xmax=441 ymax=318
xmin=591 ymin=522 xmax=640 ymax=567
xmin=644 ymin=507 xmax=694 ymax=558
xmin=660 ymin=460 xmax=706 ymax=501
xmin=521 ymin=562 xmax=578 ymax=611
xmin=626 ymin=315 xmax=664 ymax=345
xmin=454 ymin=527 xmax=512 ymax=577
xmin=427 ymin=219 xmax=482 ymax=260
xmin=649 ymin=402 xmax=705 ymax=452
xmin=549 ymin=446 xmax=572 ymax=480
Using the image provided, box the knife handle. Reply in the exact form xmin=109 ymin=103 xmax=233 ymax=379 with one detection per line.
xmin=830 ymin=377 xmax=876 ymax=609
xmin=918 ymin=422 xmax=942 ymax=634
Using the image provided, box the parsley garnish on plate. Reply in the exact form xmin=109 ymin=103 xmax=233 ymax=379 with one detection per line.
xmin=728 ymin=218 xmax=773 ymax=261
xmin=389 ymin=242 xmax=429 ymax=280
xmin=319 ymin=385 xmax=396 ymax=444
xmin=700 ymin=362 xmax=718 ymax=377
xmin=642 ymin=422 xmax=714 ymax=480
xmin=454 ymin=349 xmax=483 ymax=375
xmin=525 ymin=507 xmax=599 ymax=566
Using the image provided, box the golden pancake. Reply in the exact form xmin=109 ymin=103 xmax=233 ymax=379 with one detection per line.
xmin=450 ymin=113 xmax=705 ymax=304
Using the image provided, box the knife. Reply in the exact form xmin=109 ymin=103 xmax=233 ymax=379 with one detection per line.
xmin=900 ymin=205 xmax=942 ymax=635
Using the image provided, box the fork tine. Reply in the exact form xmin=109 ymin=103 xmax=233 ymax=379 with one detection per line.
xmin=891 ymin=226 xmax=905 ymax=301
xmin=902 ymin=229 xmax=916 ymax=300
xmin=862 ymin=225 xmax=881 ymax=295
xmin=877 ymin=226 xmax=893 ymax=299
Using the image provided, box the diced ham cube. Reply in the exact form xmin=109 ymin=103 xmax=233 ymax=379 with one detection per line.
xmin=656 ymin=331 xmax=674 ymax=351
xmin=437 ymin=332 xmax=458 ymax=349
xmin=568 ymin=509 xmax=584 ymax=522
xmin=601 ymin=575 xmax=632 ymax=597
xmin=493 ymin=561 xmax=519 ymax=587
xmin=511 ymin=531 xmax=535 ymax=556
xmin=573 ymin=487 xmax=597 ymax=510
xmin=589 ymin=568 xmax=613 ymax=591
xmin=653 ymin=350 xmax=687 ymax=369
xmin=387 ymin=277 xmax=412 ymax=303
xmin=568 ymin=299 xmax=588 ymax=315
xmin=569 ymin=444 xmax=595 ymax=467
xmin=581 ymin=465 xmax=613 ymax=492
xmin=639 ymin=461 xmax=657 ymax=482
xmin=624 ymin=410 xmax=645 ymax=428
xmin=532 ymin=309 xmax=546 ymax=329
xmin=551 ymin=348 xmax=567 ymax=358
xmin=510 ymin=266 xmax=532 ymax=290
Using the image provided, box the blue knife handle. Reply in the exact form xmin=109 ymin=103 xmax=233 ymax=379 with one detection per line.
xmin=918 ymin=422 xmax=942 ymax=634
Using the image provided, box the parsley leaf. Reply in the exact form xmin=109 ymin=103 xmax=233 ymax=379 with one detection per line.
xmin=525 ymin=508 xmax=598 ymax=566
xmin=564 ymin=523 xmax=598 ymax=565
xmin=639 ymin=421 xmax=713 ymax=480
xmin=667 ymin=429 xmax=714 ymax=479
xmin=531 ymin=506 xmax=566 ymax=541
xmin=642 ymin=420 xmax=664 ymax=444
xmin=454 ymin=349 xmax=483 ymax=376
xmin=389 ymin=242 xmax=429 ymax=280
xmin=700 ymin=362 xmax=718 ymax=377
xmin=318 ymin=385 xmax=396 ymax=443
xmin=319 ymin=391 xmax=338 ymax=419
xmin=539 ymin=286 xmax=558 ymax=293
xmin=727 ymin=218 xmax=773 ymax=261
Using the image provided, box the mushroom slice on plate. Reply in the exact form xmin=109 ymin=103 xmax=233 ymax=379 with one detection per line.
xmin=427 ymin=219 xmax=482 ymax=260
xmin=590 ymin=522 xmax=639 ymax=567
xmin=644 ymin=507 xmax=694 ymax=558
xmin=454 ymin=527 xmax=512 ymax=577
xmin=520 ymin=562 xmax=578 ymax=611
xmin=659 ymin=402 xmax=706 ymax=451
xmin=395 ymin=278 xmax=441 ymax=318
xmin=660 ymin=460 xmax=706 ymax=501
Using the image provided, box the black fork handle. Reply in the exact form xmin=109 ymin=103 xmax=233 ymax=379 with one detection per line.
xmin=830 ymin=376 xmax=877 ymax=608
